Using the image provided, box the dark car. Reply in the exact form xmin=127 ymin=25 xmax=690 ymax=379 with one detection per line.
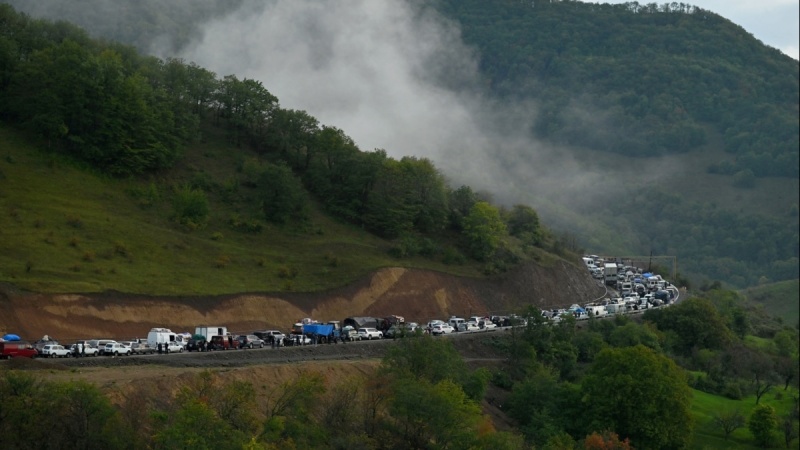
xmin=186 ymin=337 xmax=207 ymax=352
xmin=236 ymin=334 xmax=265 ymax=349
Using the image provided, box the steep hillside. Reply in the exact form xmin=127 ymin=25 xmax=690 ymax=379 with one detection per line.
xmin=0 ymin=262 xmax=603 ymax=341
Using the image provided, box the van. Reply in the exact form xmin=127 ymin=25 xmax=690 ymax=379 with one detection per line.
xmin=209 ymin=334 xmax=240 ymax=350
xmin=448 ymin=317 xmax=465 ymax=331
xmin=0 ymin=341 xmax=38 ymax=359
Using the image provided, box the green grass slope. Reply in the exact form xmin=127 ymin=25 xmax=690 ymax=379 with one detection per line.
xmin=0 ymin=124 xmax=484 ymax=295
xmin=741 ymin=280 xmax=800 ymax=327
xmin=690 ymin=388 xmax=798 ymax=449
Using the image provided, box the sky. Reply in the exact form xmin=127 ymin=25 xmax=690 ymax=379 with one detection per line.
xmin=603 ymin=0 xmax=799 ymax=60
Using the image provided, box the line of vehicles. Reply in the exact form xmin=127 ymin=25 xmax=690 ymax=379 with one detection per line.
xmin=0 ymin=258 xmax=678 ymax=360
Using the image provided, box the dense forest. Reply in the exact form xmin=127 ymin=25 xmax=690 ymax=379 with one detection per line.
xmin=3 ymin=0 xmax=797 ymax=289
xmin=0 ymin=4 xmax=547 ymax=276
xmin=2 ymin=290 xmax=798 ymax=449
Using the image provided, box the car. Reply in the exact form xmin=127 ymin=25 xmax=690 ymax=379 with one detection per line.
xmin=285 ymin=334 xmax=312 ymax=346
xmin=237 ymin=334 xmax=265 ymax=349
xmin=89 ymin=339 xmax=118 ymax=355
xmin=130 ymin=342 xmax=156 ymax=355
xmin=103 ymin=343 xmax=132 ymax=356
xmin=357 ymin=328 xmax=383 ymax=340
xmin=457 ymin=322 xmax=481 ymax=332
xmin=41 ymin=344 xmax=71 ymax=358
xmin=69 ymin=343 xmax=99 ymax=357
xmin=254 ymin=330 xmax=286 ymax=345
xmin=185 ymin=338 xmax=207 ymax=352
xmin=479 ymin=320 xmax=497 ymax=330
xmin=430 ymin=324 xmax=454 ymax=336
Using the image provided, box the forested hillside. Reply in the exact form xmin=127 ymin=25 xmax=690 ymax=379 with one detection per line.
xmin=2 ymin=0 xmax=798 ymax=289
xmin=0 ymin=4 xmax=552 ymax=294
xmin=432 ymin=0 xmax=799 ymax=287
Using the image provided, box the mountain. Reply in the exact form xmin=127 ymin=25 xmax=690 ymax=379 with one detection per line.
xmin=2 ymin=0 xmax=798 ymax=289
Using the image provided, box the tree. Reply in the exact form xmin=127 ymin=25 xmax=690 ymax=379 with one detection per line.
xmin=463 ymin=201 xmax=507 ymax=260
xmin=643 ymin=297 xmax=733 ymax=355
xmin=748 ymin=404 xmax=778 ymax=448
xmin=781 ymin=413 xmax=799 ymax=449
xmin=506 ymin=365 xmax=583 ymax=446
xmin=712 ymin=409 xmax=746 ymax=441
xmin=581 ymin=345 xmax=693 ymax=449
xmin=388 ymin=378 xmax=483 ymax=450
xmin=505 ymin=204 xmax=544 ymax=246
xmin=258 ymin=161 xmax=309 ymax=224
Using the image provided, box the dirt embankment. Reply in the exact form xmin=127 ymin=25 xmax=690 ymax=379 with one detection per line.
xmin=0 ymin=260 xmax=603 ymax=341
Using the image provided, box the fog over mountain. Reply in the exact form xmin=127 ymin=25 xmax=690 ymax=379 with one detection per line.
xmin=2 ymin=0 xmax=682 ymax=233
xmin=174 ymin=0 xmax=641 ymax=214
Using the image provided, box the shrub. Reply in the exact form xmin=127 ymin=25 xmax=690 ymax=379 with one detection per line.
xmin=324 ymin=252 xmax=340 ymax=267
xmin=214 ymin=255 xmax=231 ymax=268
xmin=277 ymin=266 xmax=298 ymax=279
xmin=113 ymin=241 xmax=129 ymax=257
xmin=210 ymin=232 xmax=223 ymax=241
xmin=442 ymin=247 xmax=466 ymax=265
xmin=66 ymin=215 xmax=83 ymax=228
xmin=172 ymin=185 xmax=209 ymax=227
xmin=82 ymin=251 xmax=95 ymax=262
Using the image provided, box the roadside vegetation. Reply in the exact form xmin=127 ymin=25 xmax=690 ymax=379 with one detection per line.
xmin=2 ymin=288 xmax=797 ymax=449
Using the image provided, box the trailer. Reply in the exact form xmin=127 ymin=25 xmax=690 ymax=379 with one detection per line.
xmin=603 ymin=263 xmax=618 ymax=286
xmin=194 ymin=326 xmax=228 ymax=341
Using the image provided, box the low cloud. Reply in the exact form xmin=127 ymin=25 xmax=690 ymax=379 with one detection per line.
xmin=177 ymin=0 xmax=632 ymax=213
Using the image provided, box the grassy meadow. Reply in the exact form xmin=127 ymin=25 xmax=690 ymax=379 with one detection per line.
xmin=690 ymin=387 xmax=798 ymax=449
xmin=0 ymin=124 xmax=485 ymax=295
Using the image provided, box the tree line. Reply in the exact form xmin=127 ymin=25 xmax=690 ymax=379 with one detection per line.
xmin=0 ymin=4 xmax=546 ymax=269
xmin=433 ymin=0 xmax=799 ymax=178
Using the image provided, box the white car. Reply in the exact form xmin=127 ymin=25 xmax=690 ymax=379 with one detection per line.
xmin=458 ymin=322 xmax=481 ymax=332
xmin=41 ymin=344 xmax=71 ymax=358
xmin=479 ymin=320 xmax=497 ymax=330
xmin=69 ymin=343 xmax=99 ymax=356
xmin=430 ymin=324 xmax=454 ymax=336
xmin=357 ymin=328 xmax=383 ymax=340
xmin=103 ymin=343 xmax=132 ymax=356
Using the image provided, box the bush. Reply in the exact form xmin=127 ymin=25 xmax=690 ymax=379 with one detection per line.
xmin=442 ymin=247 xmax=466 ymax=265
xmin=172 ymin=185 xmax=209 ymax=227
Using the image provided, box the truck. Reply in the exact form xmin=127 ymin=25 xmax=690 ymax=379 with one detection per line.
xmin=302 ymin=324 xmax=335 ymax=343
xmin=194 ymin=326 xmax=228 ymax=341
xmin=147 ymin=327 xmax=181 ymax=350
xmin=603 ymin=263 xmax=618 ymax=286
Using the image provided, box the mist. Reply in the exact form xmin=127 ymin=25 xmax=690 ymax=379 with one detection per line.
xmin=3 ymin=0 xmax=682 ymax=231
xmin=174 ymin=0 xmax=626 ymax=215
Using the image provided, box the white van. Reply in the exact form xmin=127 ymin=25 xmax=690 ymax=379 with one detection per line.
xmin=585 ymin=305 xmax=607 ymax=318
xmin=448 ymin=317 xmax=465 ymax=331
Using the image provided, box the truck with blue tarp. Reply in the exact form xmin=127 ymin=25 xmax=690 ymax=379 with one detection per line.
xmin=302 ymin=324 xmax=336 ymax=343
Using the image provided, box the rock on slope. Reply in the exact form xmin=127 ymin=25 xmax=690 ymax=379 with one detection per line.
xmin=0 ymin=261 xmax=602 ymax=341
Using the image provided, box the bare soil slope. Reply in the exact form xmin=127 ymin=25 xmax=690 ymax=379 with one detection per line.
xmin=0 ymin=260 xmax=603 ymax=341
